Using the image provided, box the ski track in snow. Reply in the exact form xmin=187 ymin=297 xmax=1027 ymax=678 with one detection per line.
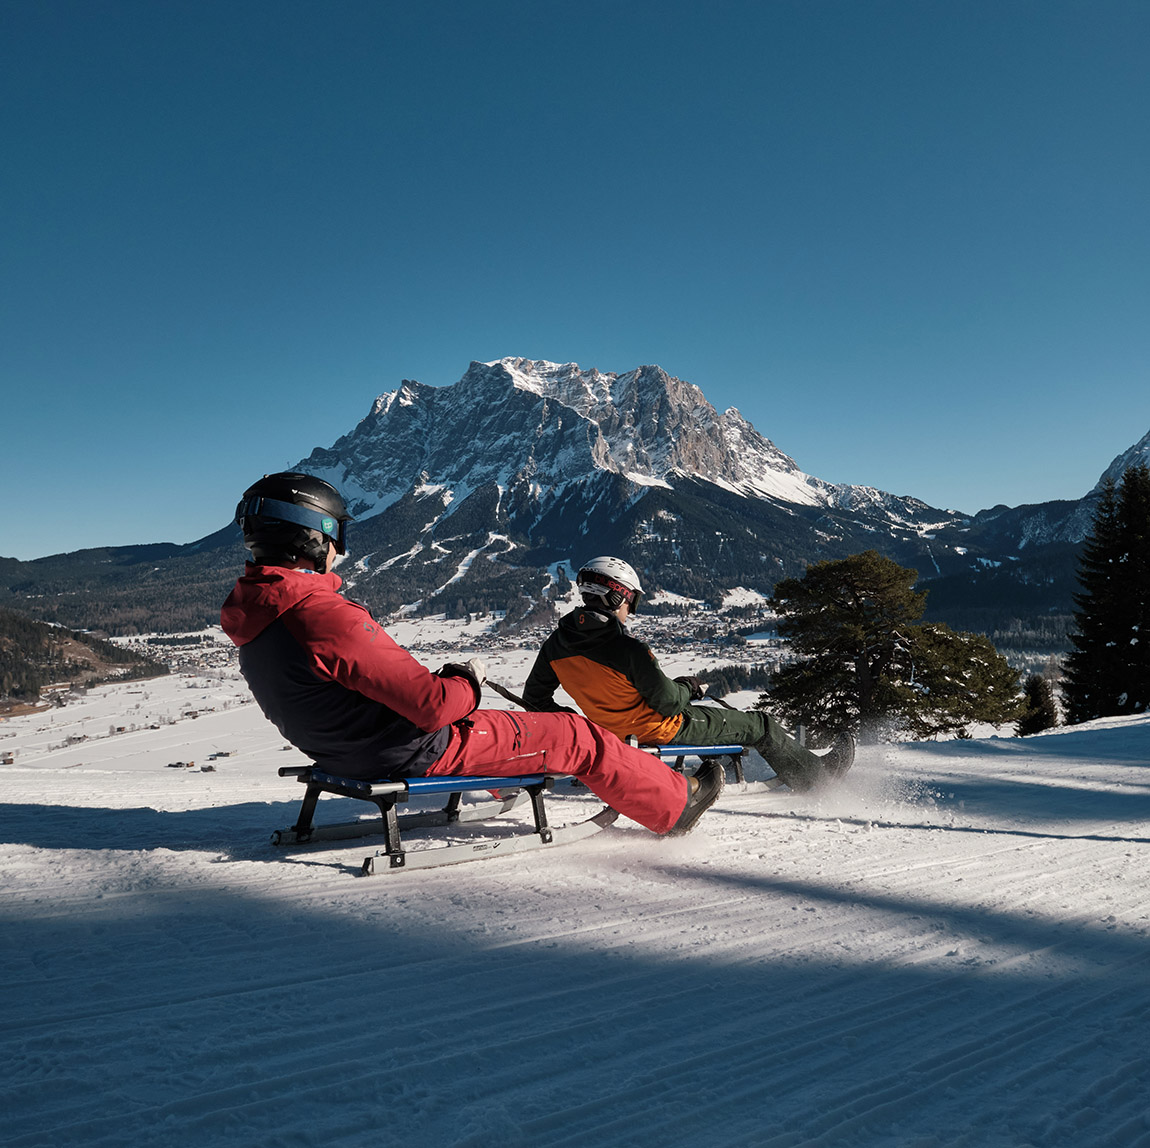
xmin=3 ymin=659 xmax=1150 ymax=1148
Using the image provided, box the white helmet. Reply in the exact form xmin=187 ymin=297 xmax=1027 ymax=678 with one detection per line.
xmin=576 ymin=556 xmax=644 ymax=613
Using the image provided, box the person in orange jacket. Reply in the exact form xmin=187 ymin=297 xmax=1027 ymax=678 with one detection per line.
xmin=524 ymin=556 xmax=853 ymax=792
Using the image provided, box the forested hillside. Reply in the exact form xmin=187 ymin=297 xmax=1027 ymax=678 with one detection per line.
xmin=0 ymin=608 xmax=169 ymax=702
xmin=0 ymin=531 xmax=243 ymax=635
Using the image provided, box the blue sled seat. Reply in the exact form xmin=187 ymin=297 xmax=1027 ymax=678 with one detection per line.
xmin=274 ymin=765 xmax=620 ymax=872
xmin=273 ymin=765 xmax=560 ymax=845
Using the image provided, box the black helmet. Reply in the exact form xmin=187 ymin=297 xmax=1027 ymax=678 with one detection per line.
xmin=235 ymin=472 xmax=354 ymax=572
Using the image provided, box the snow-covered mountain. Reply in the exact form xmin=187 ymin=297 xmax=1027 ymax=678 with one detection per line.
xmin=293 ymin=358 xmax=967 ymax=615
xmin=3 ymin=357 xmax=1147 ymax=645
xmin=300 ymin=357 xmax=906 ymax=516
xmin=1095 ymin=427 xmax=1150 ymax=492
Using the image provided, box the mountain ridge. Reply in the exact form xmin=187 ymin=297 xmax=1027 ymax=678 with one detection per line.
xmin=0 ymin=358 xmax=1143 ymax=651
xmin=300 ymin=357 xmax=946 ymax=527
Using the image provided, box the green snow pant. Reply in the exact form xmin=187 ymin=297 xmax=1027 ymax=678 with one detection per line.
xmin=670 ymin=703 xmax=825 ymax=789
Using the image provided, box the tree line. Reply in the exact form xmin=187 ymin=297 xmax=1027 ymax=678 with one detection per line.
xmin=746 ymin=464 xmax=1150 ymax=742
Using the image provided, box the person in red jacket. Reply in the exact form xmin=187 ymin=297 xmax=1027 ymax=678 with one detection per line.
xmin=221 ymin=472 xmax=722 ymax=837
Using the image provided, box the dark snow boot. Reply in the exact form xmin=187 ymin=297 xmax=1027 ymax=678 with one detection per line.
xmin=665 ymin=759 xmax=725 ymax=836
xmin=764 ymin=758 xmax=814 ymax=792
xmin=765 ymin=730 xmax=855 ymax=792
xmin=820 ymin=731 xmax=855 ymax=780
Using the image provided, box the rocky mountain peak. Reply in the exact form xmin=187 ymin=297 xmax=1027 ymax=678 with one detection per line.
xmin=1095 ymin=429 xmax=1150 ymax=492
xmin=295 ymin=358 xmax=957 ymax=538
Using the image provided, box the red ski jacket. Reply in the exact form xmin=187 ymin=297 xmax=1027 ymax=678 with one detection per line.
xmin=221 ymin=564 xmax=480 ymax=779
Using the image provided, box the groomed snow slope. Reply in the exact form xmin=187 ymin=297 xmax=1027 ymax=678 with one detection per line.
xmin=3 ymin=660 xmax=1150 ymax=1148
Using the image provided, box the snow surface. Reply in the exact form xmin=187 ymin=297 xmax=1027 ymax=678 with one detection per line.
xmin=721 ymin=587 xmax=771 ymax=609
xmin=4 ymin=643 xmax=1150 ymax=1148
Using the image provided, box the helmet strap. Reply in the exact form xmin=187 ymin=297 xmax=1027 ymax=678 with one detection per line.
xmin=236 ymin=496 xmax=345 ymax=553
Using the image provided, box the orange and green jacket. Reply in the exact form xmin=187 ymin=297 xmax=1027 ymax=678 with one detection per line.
xmin=523 ymin=607 xmax=691 ymax=743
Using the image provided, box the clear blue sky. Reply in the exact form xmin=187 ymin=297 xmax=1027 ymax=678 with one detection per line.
xmin=3 ymin=0 xmax=1148 ymax=561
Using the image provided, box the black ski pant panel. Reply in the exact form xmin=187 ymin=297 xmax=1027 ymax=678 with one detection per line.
xmin=670 ymin=703 xmax=824 ymax=781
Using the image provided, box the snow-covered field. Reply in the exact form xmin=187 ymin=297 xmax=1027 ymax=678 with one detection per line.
xmin=3 ymin=639 xmax=1150 ymax=1148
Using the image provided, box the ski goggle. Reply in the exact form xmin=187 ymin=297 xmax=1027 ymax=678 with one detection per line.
xmin=236 ymin=496 xmax=351 ymax=554
xmin=577 ymin=570 xmax=643 ymax=613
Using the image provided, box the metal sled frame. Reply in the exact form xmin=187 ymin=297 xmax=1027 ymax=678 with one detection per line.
xmin=272 ymin=766 xmax=529 ymax=846
xmin=275 ymin=765 xmax=620 ymax=873
xmin=648 ymin=743 xmax=748 ymax=783
xmin=275 ymin=745 xmax=747 ymax=845
xmin=272 ymin=744 xmax=777 ymax=874
xmin=640 ymin=743 xmax=788 ymax=794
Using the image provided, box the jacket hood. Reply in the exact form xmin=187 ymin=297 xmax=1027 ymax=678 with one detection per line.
xmin=221 ymin=564 xmax=343 ymax=647
xmin=558 ymin=605 xmax=625 ymax=653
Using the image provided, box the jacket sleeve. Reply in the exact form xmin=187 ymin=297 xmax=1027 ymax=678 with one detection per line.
xmin=281 ymin=593 xmax=479 ymax=730
xmin=523 ymin=646 xmax=562 ymax=711
xmin=623 ymin=637 xmax=693 ymax=717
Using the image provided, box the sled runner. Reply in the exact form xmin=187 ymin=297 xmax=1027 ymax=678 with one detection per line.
xmin=272 ymin=744 xmax=773 ymax=873
xmin=274 ymin=765 xmax=620 ymax=872
xmin=271 ymin=767 xmax=533 ymax=846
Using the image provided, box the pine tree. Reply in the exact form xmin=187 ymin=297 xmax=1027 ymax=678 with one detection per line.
xmin=1016 ymin=673 xmax=1059 ymax=736
xmin=903 ymin=622 xmax=1024 ymax=738
xmin=1119 ymin=464 xmax=1150 ymax=713
xmin=1063 ymin=465 xmax=1150 ymax=723
xmin=759 ymin=550 xmax=926 ymax=739
xmin=760 ymin=550 xmax=1023 ymax=741
xmin=1062 ymin=479 xmax=1123 ymax=723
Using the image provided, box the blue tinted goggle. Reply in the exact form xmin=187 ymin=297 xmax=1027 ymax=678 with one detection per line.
xmin=236 ymin=496 xmax=350 ymax=554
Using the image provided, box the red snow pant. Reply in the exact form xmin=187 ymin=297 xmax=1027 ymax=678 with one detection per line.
xmin=426 ymin=709 xmax=689 ymax=835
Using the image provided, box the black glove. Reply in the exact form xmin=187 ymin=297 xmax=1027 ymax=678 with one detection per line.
xmin=438 ymin=658 xmax=487 ymax=707
xmin=439 ymin=657 xmax=487 ymax=685
xmin=675 ymin=675 xmax=707 ymax=700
